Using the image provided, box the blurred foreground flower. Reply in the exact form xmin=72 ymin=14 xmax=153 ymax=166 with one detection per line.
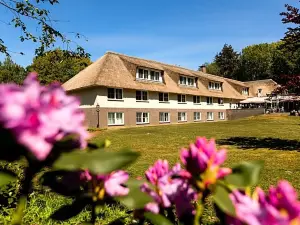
xmin=81 ymin=170 xmax=129 ymax=200
xmin=141 ymin=160 xmax=196 ymax=218
xmin=0 ymin=73 xmax=88 ymax=161
xmin=229 ymin=181 xmax=300 ymax=225
xmin=180 ymin=137 xmax=231 ymax=189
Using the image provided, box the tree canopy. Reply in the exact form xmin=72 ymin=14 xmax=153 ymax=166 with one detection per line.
xmin=0 ymin=57 xmax=27 ymax=84
xmin=27 ymin=49 xmax=92 ymax=84
xmin=0 ymin=0 xmax=88 ymax=57
xmin=214 ymin=44 xmax=240 ymax=79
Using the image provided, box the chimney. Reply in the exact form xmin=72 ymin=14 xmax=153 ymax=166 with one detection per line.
xmin=200 ymin=65 xmax=207 ymax=73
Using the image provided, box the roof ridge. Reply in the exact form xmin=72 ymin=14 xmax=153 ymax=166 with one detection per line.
xmin=244 ymin=79 xmax=275 ymax=83
xmin=105 ymin=51 xmax=234 ymax=81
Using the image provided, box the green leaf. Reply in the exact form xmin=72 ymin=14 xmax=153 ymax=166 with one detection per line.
xmin=40 ymin=170 xmax=82 ymax=196
xmin=144 ymin=213 xmax=173 ymax=225
xmin=11 ymin=196 xmax=27 ymax=225
xmin=225 ymin=160 xmax=264 ymax=188
xmin=50 ymin=198 xmax=89 ymax=221
xmin=53 ymin=148 xmax=140 ymax=174
xmin=116 ymin=179 xmax=152 ymax=209
xmin=0 ymin=170 xmax=16 ymax=187
xmin=212 ymin=184 xmax=235 ymax=216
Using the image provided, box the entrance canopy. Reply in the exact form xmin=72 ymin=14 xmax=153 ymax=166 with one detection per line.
xmin=240 ymin=97 xmax=270 ymax=104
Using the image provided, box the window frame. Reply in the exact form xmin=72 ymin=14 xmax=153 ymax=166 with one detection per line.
xmin=218 ymin=98 xmax=224 ymax=105
xmin=136 ymin=67 xmax=162 ymax=83
xmin=178 ymin=94 xmax=187 ymax=104
xmin=159 ymin=92 xmax=169 ymax=103
xmin=179 ymin=75 xmax=196 ymax=87
xmin=136 ymin=112 xmax=150 ymax=124
xmin=193 ymin=96 xmax=201 ymax=104
xmin=136 ymin=90 xmax=149 ymax=101
xmin=207 ymin=112 xmax=214 ymax=121
xmin=208 ymin=81 xmax=222 ymax=91
xmin=207 ymin=97 xmax=213 ymax=105
xmin=194 ymin=112 xmax=201 ymax=121
xmin=107 ymin=88 xmax=123 ymax=100
xmin=242 ymin=87 xmax=249 ymax=95
xmin=178 ymin=112 xmax=187 ymax=122
xmin=159 ymin=112 xmax=170 ymax=123
xmin=107 ymin=112 xmax=124 ymax=126
xmin=218 ymin=112 xmax=225 ymax=120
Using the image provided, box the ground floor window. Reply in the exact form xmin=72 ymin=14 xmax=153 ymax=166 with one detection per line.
xmin=207 ymin=112 xmax=214 ymax=121
xmin=218 ymin=112 xmax=225 ymax=120
xmin=159 ymin=112 xmax=170 ymax=123
xmin=136 ymin=112 xmax=149 ymax=124
xmin=194 ymin=112 xmax=201 ymax=121
xmin=108 ymin=112 xmax=124 ymax=125
xmin=178 ymin=112 xmax=187 ymax=122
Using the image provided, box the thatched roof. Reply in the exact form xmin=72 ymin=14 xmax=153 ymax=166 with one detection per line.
xmin=63 ymin=52 xmax=250 ymax=99
xmin=244 ymin=79 xmax=278 ymax=97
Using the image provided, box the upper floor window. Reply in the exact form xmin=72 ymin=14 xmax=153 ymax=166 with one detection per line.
xmin=179 ymin=76 xmax=196 ymax=87
xmin=209 ymin=81 xmax=222 ymax=91
xmin=108 ymin=88 xmax=123 ymax=100
xmin=137 ymin=68 xmax=162 ymax=82
xmin=258 ymin=89 xmax=262 ymax=94
xmin=178 ymin=94 xmax=186 ymax=103
xmin=159 ymin=92 xmax=169 ymax=102
xmin=242 ymin=87 xmax=249 ymax=95
xmin=193 ymin=96 xmax=201 ymax=104
xmin=136 ymin=90 xmax=148 ymax=101
xmin=207 ymin=97 xmax=213 ymax=105
xmin=218 ymin=98 xmax=224 ymax=105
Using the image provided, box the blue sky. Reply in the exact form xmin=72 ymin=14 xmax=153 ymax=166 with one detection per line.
xmin=0 ymin=0 xmax=295 ymax=70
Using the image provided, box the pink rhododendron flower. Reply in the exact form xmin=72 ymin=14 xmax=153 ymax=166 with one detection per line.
xmin=81 ymin=170 xmax=129 ymax=197
xmin=0 ymin=73 xmax=88 ymax=160
xmin=180 ymin=137 xmax=231 ymax=188
xmin=141 ymin=160 xmax=196 ymax=218
xmin=229 ymin=181 xmax=300 ymax=225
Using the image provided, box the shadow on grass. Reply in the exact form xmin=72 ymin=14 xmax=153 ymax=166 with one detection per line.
xmin=217 ymin=137 xmax=300 ymax=151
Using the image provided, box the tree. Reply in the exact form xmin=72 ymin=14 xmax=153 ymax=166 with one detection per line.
xmin=27 ymin=49 xmax=92 ymax=84
xmin=0 ymin=0 xmax=89 ymax=57
xmin=214 ymin=44 xmax=240 ymax=79
xmin=0 ymin=57 xmax=26 ymax=83
xmin=240 ymin=43 xmax=278 ymax=81
xmin=280 ymin=1 xmax=300 ymax=51
xmin=274 ymin=74 xmax=300 ymax=95
xmin=199 ymin=62 xmax=220 ymax=75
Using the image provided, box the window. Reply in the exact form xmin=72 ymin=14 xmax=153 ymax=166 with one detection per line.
xmin=207 ymin=97 xmax=213 ymax=105
xmin=208 ymin=81 xmax=222 ymax=90
xmin=258 ymin=89 xmax=262 ymax=94
xmin=178 ymin=94 xmax=186 ymax=103
xmin=207 ymin=112 xmax=214 ymax=121
xmin=193 ymin=96 xmax=201 ymax=104
xmin=107 ymin=88 xmax=123 ymax=100
xmin=178 ymin=112 xmax=187 ymax=122
xmin=179 ymin=76 xmax=196 ymax=87
xmin=136 ymin=112 xmax=149 ymax=124
xmin=136 ymin=90 xmax=148 ymax=101
xmin=159 ymin=112 xmax=170 ymax=123
xmin=218 ymin=98 xmax=224 ymax=105
xmin=194 ymin=112 xmax=201 ymax=121
xmin=218 ymin=112 xmax=225 ymax=120
xmin=159 ymin=92 xmax=169 ymax=102
xmin=108 ymin=112 xmax=124 ymax=125
xmin=242 ymin=88 xmax=249 ymax=95
xmin=137 ymin=68 xmax=162 ymax=82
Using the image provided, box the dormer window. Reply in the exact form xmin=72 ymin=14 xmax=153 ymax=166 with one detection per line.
xmin=179 ymin=76 xmax=196 ymax=87
xmin=208 ymin=81 xmax=222 ymax=91
xmin=136 ymin=68 xmax=162 ymax=82
xmin=242 ymin=87 xmax=249 ymax=95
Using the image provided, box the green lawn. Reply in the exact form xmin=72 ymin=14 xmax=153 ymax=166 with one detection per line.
xmin=1 ymin=114 xmax=300 ymax=224
xmin=94 ymin=114 xmax=300 ymax=191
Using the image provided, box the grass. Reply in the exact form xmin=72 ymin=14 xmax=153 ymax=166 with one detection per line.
xmin=1 ymin=114 xmax=300 ymax=224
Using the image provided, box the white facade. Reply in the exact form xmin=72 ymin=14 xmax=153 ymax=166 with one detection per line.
xmin=76 ymin=87 xmax=238 ymax=110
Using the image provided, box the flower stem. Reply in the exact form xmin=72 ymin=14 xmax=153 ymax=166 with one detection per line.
xmin=12 ymin=167 xmax=35 ymax=225
xmin=91 ymin=201 xmax=96 ymax=224
xmin=194 ymin=202 xmax=204 ymax=225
